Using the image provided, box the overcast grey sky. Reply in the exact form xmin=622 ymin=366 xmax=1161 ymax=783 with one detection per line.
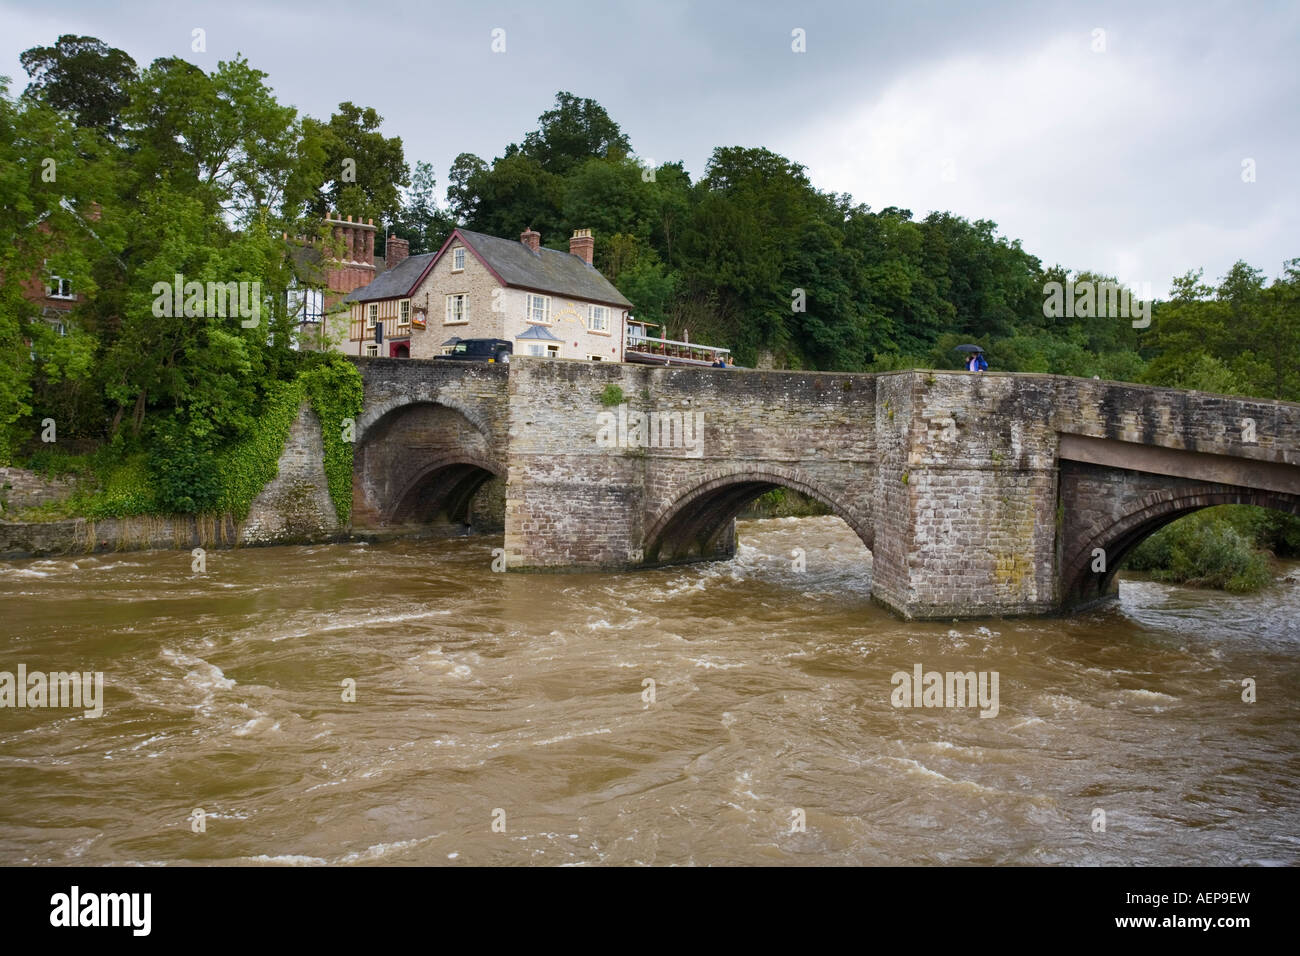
xmin=2 ymin=0 xmax=1295 ymax=297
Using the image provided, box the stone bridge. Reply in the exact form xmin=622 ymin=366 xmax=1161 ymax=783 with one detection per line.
xmin=349 ymin=358 xmax=1300 ymax=619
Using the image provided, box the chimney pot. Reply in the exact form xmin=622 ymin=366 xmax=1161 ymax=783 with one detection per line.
xmin=520 ymin=227 xmax=541 ymax=253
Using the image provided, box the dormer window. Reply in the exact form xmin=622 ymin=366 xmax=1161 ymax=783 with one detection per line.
xmin=452 ymin=247 xmax=465 ymax=272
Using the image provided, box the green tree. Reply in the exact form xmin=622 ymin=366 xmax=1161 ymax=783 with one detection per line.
xmin=446 ymin=151 xmax=489 ymax=224
xmin=19 ymin=35 xmax=137 ymax=136
xmin=519 ymin=91 xmax=632 ymax=175
xmin=123 ymin=56 xmax=299 ymax=224
xmin=391 ymin=160 xmax=455 ymax=254
xmin=0 ymin=79 xmax=110 ymax=461
xmin=562 ymin=157 xmax=656 ymax=245
xmin=298 ymin=102 xmax=409 ymax=224
xmin=462 ymin=152 xmax=564 ymax=240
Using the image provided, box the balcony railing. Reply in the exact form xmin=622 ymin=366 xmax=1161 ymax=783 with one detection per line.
xmin=625 ymin=331 xmax=730 ymax=366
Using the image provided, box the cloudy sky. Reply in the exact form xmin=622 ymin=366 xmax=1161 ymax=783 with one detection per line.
xmin=2 ymin=0 xmax=1295 ymax=297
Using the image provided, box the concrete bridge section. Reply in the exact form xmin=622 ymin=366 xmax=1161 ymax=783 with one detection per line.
xmin=350 ymin=358 xmax=1300 ymax=619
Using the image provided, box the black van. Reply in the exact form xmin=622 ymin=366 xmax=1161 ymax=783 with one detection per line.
xmin=440 ymin=338 xmax=512 ymax=363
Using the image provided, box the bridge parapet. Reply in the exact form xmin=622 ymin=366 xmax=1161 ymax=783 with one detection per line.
xmin=1048 ymin=376 xmax=1300 ymax=464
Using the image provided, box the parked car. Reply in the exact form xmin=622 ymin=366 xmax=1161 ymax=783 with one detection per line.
xmin=440 ymin=338 xmax=512 ymax=363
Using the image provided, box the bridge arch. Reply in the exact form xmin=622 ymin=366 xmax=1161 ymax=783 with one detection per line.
xmin=643 ymin=465 xmax=873 ymax=565
xmin=384 ymin=452 xmax=504 ymax=525
xmin=354 ymin=390 xmax=497 ymax=450
xmin=352 ymin=399 xmax=504 ymax=529
xmin=1061 ymin=483 xmax=1300 ymax=607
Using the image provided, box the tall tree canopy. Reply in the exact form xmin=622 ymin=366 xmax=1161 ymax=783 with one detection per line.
xmin=297 ymin=102 xmax=410 ymax=225
xmin=518 ymin=91 xmax=632 ymax=174
xmin=19 ymin=34 xmax=137 ymax=135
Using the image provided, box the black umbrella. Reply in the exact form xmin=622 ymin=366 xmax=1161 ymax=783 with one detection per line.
xmin=954 ymin=344 xmax=984 ymax=353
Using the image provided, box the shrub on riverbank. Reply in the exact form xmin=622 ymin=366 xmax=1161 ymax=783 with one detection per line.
xmin=10 ymin=356 xmax=362 ymax=524
xmin=739 ymin=487 xmax=832 ymax=519
xmin=1125 ymin=506 xmax=1276 ymax=592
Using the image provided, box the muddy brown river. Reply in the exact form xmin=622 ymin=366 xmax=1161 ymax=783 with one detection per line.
xmin=2 ymin=516 xmax=1297 ymax=865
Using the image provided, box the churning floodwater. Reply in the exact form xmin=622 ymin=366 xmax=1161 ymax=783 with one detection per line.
xmin=2 ymin=516 xmax=1298 ymax=866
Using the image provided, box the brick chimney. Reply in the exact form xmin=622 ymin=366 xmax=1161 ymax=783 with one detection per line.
xmin=321 ymin=213 xmax=378 ymax=296
xmin=569 ymin=228 xmax=594 ymax=265
xmin=386 ymin=234 xmax=410 ymax=269
xmin=520 ymin=227 xmax=541 ymax=253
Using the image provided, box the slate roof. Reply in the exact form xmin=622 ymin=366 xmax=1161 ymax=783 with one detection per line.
xmin=516 ymin=324 xmax=563 ymax=340
xmin=342 ymin=228 xmax=633 ymax=309
xmin=288 ymin=243 xmax=327 ymax=286
xmin=343 ymin=253 xmax=434 ymax=304
xmin=456 ymin=229 xmax=632 ymax=308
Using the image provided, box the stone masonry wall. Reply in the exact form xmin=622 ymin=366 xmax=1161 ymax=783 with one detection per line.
xmin=496 ymin=365 xmax=1300 ymax=616
xmin=239 ymin=403 xmax=341 ymax=545
xmin=352 ymin=357 xmax=509 ymax=528
xmin=1047 ymin=377 xmax=1300 ymax=460
xmin=1058 ymin=459 xmax=1300 ymax=609
xmin=0 ymin=467 xmax=78 ymax=515
xmin=501 ymin=358 xmax=877 ymax=570
xmin=0 ymin=514 xmax=239 ymax=558
xmin=878 ymin=372 xmax=1061 ymax=618
xmin=0 ymin=405 xmax=340 ymax=558
xmin=867 ymin=372 xmax=919 ymax=614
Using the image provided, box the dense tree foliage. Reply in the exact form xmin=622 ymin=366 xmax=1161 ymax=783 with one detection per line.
xmin=3 ymin=41 xmax=377 ymax=510
xmin=295 ymin=102 xmax=410 ymax=225
xmin=19 ymin=35 xmax=137 ymax=136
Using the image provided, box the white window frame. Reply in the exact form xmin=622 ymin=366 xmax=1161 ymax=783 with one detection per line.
xmin=587 ymin=304 xmax=610 ymax=333
xmin=587 ymin=354 xmax=603 ymax=361
xmin=398 ymin=298 xmax=411 ymax=328
xmin=366 ymin=303 xmax=378 ymax=329
xmin=546 ymin=343 xmax=560 ymax=357
xmin=288 ymin=286 xmax=324 ymax=324
xmin=525 ymin=343 xmax=545 ymax=357
xmin=365 ymin=343 xmax=379 ymax=357
xmin=527 ymin=293 xmax=551 ymax=324
xmin=452 ymin=247 xmax=465 ymax=272
xmin=49 ymin=276 xmax=73 ymax=299
xmin=445 ymin=293 xmax=468 ymax=324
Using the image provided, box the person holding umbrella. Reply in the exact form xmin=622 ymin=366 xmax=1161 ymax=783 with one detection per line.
xmin=956 ymin=344 xmax=988 ymax=372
